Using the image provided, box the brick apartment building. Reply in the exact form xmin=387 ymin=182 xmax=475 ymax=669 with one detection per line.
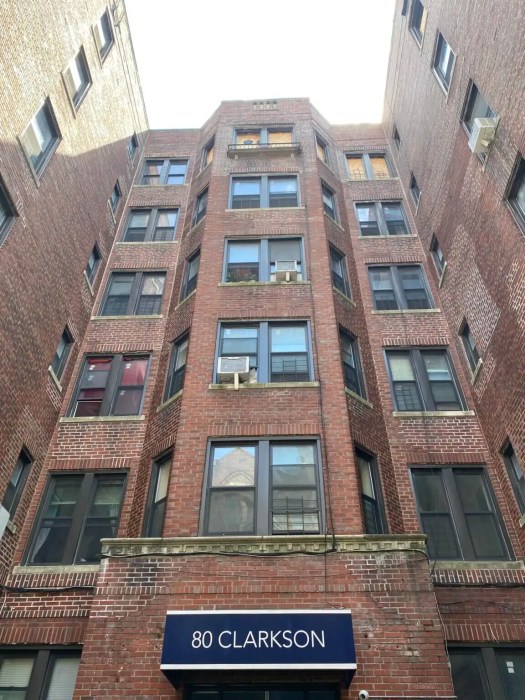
xmin=0 ymin=0 xmax=524 ymax=698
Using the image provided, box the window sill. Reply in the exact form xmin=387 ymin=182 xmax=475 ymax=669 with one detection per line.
xmin=6 ymin=519 xmax=16 ymax=535
xmin=208 ymin=381 xmax=319 ymax=391
xmin=12 ymin=564 xmax=100 ymax=575
xmin=392 ymin=410 xmax=475 ymax=418
xmin=519 ymin=513 xmax=525 ymax=529
xmin=438 ymin=260 xmax=448 ymax=288
xmin=20 ymin=137 xmax=61 ymax=186
xmin=431 ymin=560 xmax=522 ymax=571
xmin=90 ymin=314 xmax=163 ymax=321
xmin=409 ymin=28 xmax=424 ymax=49
xmin=344 ymin=388 xmax=373 ymax=408
xmin=83 ymin=269 xmax=95 ymax=294
xmin=471 ymin=358 xmax=483 ymax=384
xmin=60 ymin=415 xmax=145 ymax=424
xmin=432 ymin=68 xmax=452 ymax=99
xmin=323 ymin=212 xmax=344 ymax=231
xmin=47 ymin=366 xmax=62 ymax=392
xmin=333 ymin=287 xmax=355 ymax=306
xmin=218 ymin=281 xmax=309 ymax=288
xmin=371 ymin=308 xmax=441 ymax=315
xmin=225 ymin=206 xmax=306 ymax=213
xmin=157 ymin=389 xmax=183 ymax=412
xmin=134 ymin=183 xmax=188 ymax=188
xmin=175 ymin=289 xmax=196 ymax=310
xmin=115 ymin=240 xmax=178 ymax=245
xmin=347 ymin=176 xmax=399 ymax=183
xmin=359 ymin=233 xmax=417 ymax=239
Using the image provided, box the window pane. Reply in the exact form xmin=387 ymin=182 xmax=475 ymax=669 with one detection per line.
xmin=269 ymin=177 xmax=298 ymax=207
xmin=389 ymin=354 xmax=415 ymax=381
xmin=356 ymin=204 xmax=380 ymax=235
xmin=413 ymin=470 xmax=460 ymax=558
xmin=76 ymin=478 xmax=124 ymax=563
xmin=347 ymin=156 xmax=366 ymax=180
xmin=45 ymin=656 xmax=80 ymax=700
xmin=120 ymin=358 xmax=148 ymax=386
xmin=228 ymin=242 xmax=259 ymax=263
xmin=221 ymin=327 xmax=258 ymax=364
xmin=211 ymin=446 xmax=256 ymax=486
xmin=370 ymin=155 xmax=390 ymax=179
xmin=271 ymin=325 xmax=306 ymax=352
xmin=455 ymin=472 xmax=506 ymax=559
xmin=112 ymin=388 xmax=142 ymax=415
xmin=208 ymin=490 xmax=255 ymax=534
xmin=383 ymin=203 xmax=407 ymax=235
xmin=0 ymin=656 xmax=34 ymax=694
xmin=496 ymin=649 xmax=525 ymax=700
xmin=450 ymin=652 xmax=490 ymax=700
xmin=272 ymin=444 xmax=314 ymax=465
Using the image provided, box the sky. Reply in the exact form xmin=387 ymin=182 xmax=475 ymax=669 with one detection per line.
xmin=125 ymin=0 xmax=397 ymax=130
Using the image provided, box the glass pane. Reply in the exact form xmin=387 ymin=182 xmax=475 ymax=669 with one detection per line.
xmin=466 ymin=513 xmax=506 ymax=558
xmin=141 ymin=275 xmax=165 ymax=296
xmin=272 ymin=444 xmax=314 ymax=466
xmin=370 ymin=155 xmax=390 ymax=179
xmin=269 ymin=178 xmax=297 ymax=194
xmin=423 ymin=352 xmax=451 ymax=381
xmin=156 ymin=210 xmax=177 ymax=228
xmin=421 ymin=513 xmax=460 ymax=558
xmin=347 ymin=156 xmax=366 ymax=179
xmin=228 ymin=242 xmax=259 ymax=263
xmin=357 ymin=204 xmax=377 ymax=222
xmin=388 ymin=354 xmax=415 ymax=381
xmin=211 ymin=446 xmax=256 ymax=486
xmin=233 ymin=179 xmax=260 ymax=196
xmin=0 ymin=656 xmax=34 ymax=689
xmin=112 ymin=388 xmax=142 ymax=415
xmin=413 ymin=471 xmax=448 ymax=511
xmin=394 ymin=382 xmax=422 ymax=411
xmin=120 ymin=358 xmax=148 ymax=385
xmin=450 ymin=652 xmax=490 ymax=700
xmin=430 ymin=381 xmax=460 ymax=409
xmin=89 ymin=481 xmax=123 ymax=518
xmin=496 ymin=649 xmax=525 ymax=700
xmin=45 ymin=656 xmax=80 ymax=700
xmin=271 ymin=325 xmax=306 ymax=352
xmin=174 ymin=339 xmax=188 ymax=371
xmin=45 ymin=478 xmax=83 ymax=518
xmin=273 ymin=512 xmax=319 ymax=533
xmin=81 ymin=357 xmax=111 ymax=389
xmin=155 ymin=461 xmax=171 ymax=503
xmin=357 ymin=456 xmax=374 ymax=498
xmin=168 ymin=162 xmax=186 ymax=175
xmin=272 ymin=465 xmax=316 ymax=486
xmin=269 ymin=239 xmax=301 ymax=262
xmin=221 ymin=327 xmax=258 ymax=357
xmin=455 ymin=472 xmax=491 ymax=512
xmin=208 ymin=490 xmax=255 ymax=534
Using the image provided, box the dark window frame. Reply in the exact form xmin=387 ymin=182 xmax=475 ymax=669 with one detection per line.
xmin=50 ymin=327 xmax=74 ymax=380
xmin=25 ymin=471 xmax=127 ymax=565
xmin=2 ymin=448 xmax=32 ymax=518
xmin=460 ymin=320 xmax=481 ymax=372
xmin=432 ymin=31 xmax=455 ymax=92
xmin=392 ymin=124 xmax=401 ymax=150
xmin=180 ymin=250 xmax=200 ymax=301
xmin=85 ymin=244 xmax=101 ymax=285
xmin=385 ymin=347 xmax=466 ymax=412
xmin=202 ymin=137 xmax=215 ymax=169
xmin=339 ymin=329 xmax=365 ymax=398
xmin=0 ymin=647 xmax=82 ymax=700
xmin=63 ymin=46 xmax=91 ymax=109
xmin=99 ymin=270 xmax=166 ymax=317
xmin=461 ymin=81 xmax=496 ymax=135
xmin=192 ymin=187 xmax=208 ymax=227
xmin=127 ymin=133 xmax=139 ymax=161
xmin=229 ymin=174 xmax=300 ymax=209
xmin=346 ymin=152 xmax=394 ymax=180
xmin=449 ymin=645 xmax=525 ymax=700
xmin=409 ymin=172 xmax=421 ymax=207
xmin=94 ymin=9 xmax=114 ymax=60
xmin=223 ymin=237 xmax=305 ymax=283
xmin=368 ymin=264 xmax=433 ymax=310
xmin=409 ymin=0 xmax=427 ymax=44
xmin=215 ymin=320 xmax=314 ymax=384
xmin=502 ymin=442 xmax=525 ymax=514
xmin=143 ymin=452 xmax=172 ymax=537
xmin=200 ymin=438 xmax=325 ymax=536
xmin=321 ymin=181 xmax=339 ymax=222
xmin=315 ymin=133 xmax=329 ymax=164
xmin=354 ymin=446 xmax=387 ymax=534
xmin=123 ymin=207 xmax=179 ymax=243
xmin=329 ymin=245 xmax=351 ymax=297
xmin=0 ymin=177 xmax=17 ymax=244
xmin=430 ymin=234 xmax=446 ymax=276
xmin=68 ymin=353 xmax=150 ymax=417
xmin=355 ymin=200 xmax=411 ymax=236
xmin=506 ymin=155 xmax=525 ymax=233
xmin=411 ymin=465 xmax=512 ymax=561
xmin=164 ymin=334 xmax=189 ymax=400
xmin=20 ymin=99 xmax=61 ymax=178
xmin=109 ymin=181 xmax=121 ymax=213
xmin=140 ymin=158 xmax=188 ymax=186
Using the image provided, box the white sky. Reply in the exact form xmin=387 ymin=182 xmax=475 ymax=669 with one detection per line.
xmin=125 ymin=0 xmax=396 ymax=130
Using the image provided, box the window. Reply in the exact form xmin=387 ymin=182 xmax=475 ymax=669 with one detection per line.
xmin=411 ymin=466 xmax=510 ymax=560
xmin=0 ymin=179 xmax=16 ymax=242
xmin=368 ymin=265 xmax=432 ymax=310
xmin=100 ymin=271 xmax=165 ymax=316
xmin=321 ymin=182 xmax=338 ymax=221
xmin=339 ymin=330 xmax=365 ymax=397
xmin=164 ymin=334 xmax=189 ymax=400
xmin=69 ymin=354 xmax=149 ymax=417
xmin=109 ymin=181 xmax=121 ymax=212
xmin=460 ymin=321 xmax=481 ymax=372
xmin=123 ymin=208 xmax=179 ymax=242
xmin=355 ymin=201 xmax=410 ymax=236
xmin=393 ymin=124 xmax=401 ymax=150
xmin=192 ymin=187 xmax=208 ymax=226
xmin=329 ymin=246 xmax=350 ymax=296
xmin=63 ymin=47 xmax=91 ymax=108
xmin=450 ymin=647 xmax=525 ymax=700
xmin=20 ymin=100 xmax=61 ymax=177
xmin=506 ymin=155 xmax=525 ymax=232
xmin=202 ymin=138 xmax=214 ymax=168
xmin=26 ymin=472 xmax=126 ymax=564
xmin=216 ymin=321 xmax=313 ymax=383
xmin=127 ymin=133 xmax=139 ymax=160
xmin=430 ymin=234 xmax=446 ymax=276
xmin=355 ymin=447 xmax=386 ymax=534
xmin=224 ymin=238 xmax=303 ymax=283
xmin=180 ymin=250 xmax=200 ymax=300
xmin=234 ymin=127 xmax=293 ymax=147
xmin=409 ymin=0 xmax=427 ymax=44
xmin=85 ymin=245 xmax=101 ymax=284
xmin=140 ymin=159 xmax=188 ymax=185
xmin=230 ymin=176 xmax=299 ymax=209
xmin=409 ymin=173 xmax=421 ymax=207
xmin=94 ymin=9 xmax=114 ymax=59
xmin=50 ymin=327 xmax=74 ymax=379
xmin=461 ymin=82 xmax=496 ymax=135
xmin=0 ymin=649 xmax=81 ymax=700
xmin=143 ymin=453 xmax=171 ymax=537
xmin=2 ymin=449 xmax=32 ymax=519
xmin=202 ymin=440 xmax=323 ymax=536
xmin=189 ymin=686 xmax=336 ymax=700
xmin=503 ymin=442 xmax=525 ymax=513
xmin=433 ymin=32 xmax=455 ymax=91
xmin=385 ymin=348 xmax=465 ymax=412
xmin=315 ymin=134 xmax=329 ymax=164
xmin=346 ymin=153 xmax=393 ymax=180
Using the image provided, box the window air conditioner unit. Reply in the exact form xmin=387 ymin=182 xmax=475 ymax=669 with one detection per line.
xmin=275 ymin=261 xmax=298 ymax=282
xmin=0 ymin=504 xmax=9 ymax=540
xmin=468 ymin=117 xmax=499 ymax=154
xmin=217 ymin=356 xmax=250 ymax=383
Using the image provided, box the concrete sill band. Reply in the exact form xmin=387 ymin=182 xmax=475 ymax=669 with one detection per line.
xmin=60 ymin=415 xmax=145 ymax=424
xmin=157 ymin=389 xmax=183 ymax=412
xmin=90 ymin=314 xmax=163 ymax=321
xmin=218 ymin=281 xmax=310 ymax=288
xmin=371 ymin=308 xmax=441 ymax=315
xmin=393 ymin=410 xmax=475 ymax=418
xmin=208 ymin=382 xmax=320 ymax=391
xmin=344 ymin=388 xmax=373 ymax=409
xmin=333 ymin=287 xmax=356 ymax=306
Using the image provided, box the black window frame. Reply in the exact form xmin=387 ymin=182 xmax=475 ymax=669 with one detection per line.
xmin=68 ymin=353 xmax=150 ymax=417
xmin=229 ymin=175 xmax=299 ymax=209
xmin=85 ymin=244 xmax=101 ymax=285
xmin=321 ymin=181 xmax=338 ymax=222
xmin=25 ymin=471 xmax=126 ymax=565
xmin=460 ymin=320 xmax=481 ymax=372
xmin=2 ymin=448 xmax=32 ymax=518
xmin=346 ymin=152 xmax=394 ymax=180
xmin=99 ymin=270 xmax=166 ymax=316
xmin=411 ymin=465 xmax=512 ymax=561
xmin=50 ymin=327 xmax=74 ymax=380
xmin=385 ymin=347 xmax=466 ymax=412
xmin=0 ymin=647 xmax=81 ymax=700
xmin=20 ymin=99 xmax=61 ymax=178
xmin=140 ymin=158 xmax=188 ymax=186
xmin=409 ymin=172 xmax=421 ymax=207
xmin=0 ymin=177 xmax=17 ymax=243
xmin=94 ymin=9 xmax=114 ymax=60
xmin=329 ymin=245 xmax=351 ymax=297
xmin=123 ymin=207 xmax=179 ymax=243
xmin=449 ymin=645 xmax=525 ymax=700
xmin=200 ymin=438 xmax=325 ymax=536
xmin=354 ymin=446 xmax=387 ymax=534
xmin=461 ymin=81 xmax=496 ymax=135
xmin=502 ymin=442 xmax=525 ymax=514
xmin=223 ymin=237 xmax=305 ymax=283
xmin=63 ymin=46 xmax=91 ymax=109
xmin=409 ymin=0 xmax=427 ymax=44
xmin=164 ymin=333 xmax=189 ymax=400
xmin=432 ymin=31 xmax=455 ymax=92
xmin=430 ymin=233 xmax=446 ymax=276
xmin=392 ymin=124 xmax=401 ymax=150
xmin=355 ymin=200 xmax=411 ymax=236
xmin=506 ymin=155 xmax=525 ymax=233
xmin=180 ymin=250 xmax=200 ymax=301
xmin=315 ymin=133 xmax=329 ymax=164
xmin=215 ymin=320 xmax=314 ymax=384
xmin=109 ymin=181 xmax=121 ymax=213
xmin=192 ymin=187 xmax=208 ymax=227
xmin=339 ymin=329 xmax=365 ymax=398
xmin=127 ymin=133 xmax=139 ymax=161
xmin=368 ymin=264 xmax=433 ymax=311
xmin=143 ymin=452 xmax=172 ymax=537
